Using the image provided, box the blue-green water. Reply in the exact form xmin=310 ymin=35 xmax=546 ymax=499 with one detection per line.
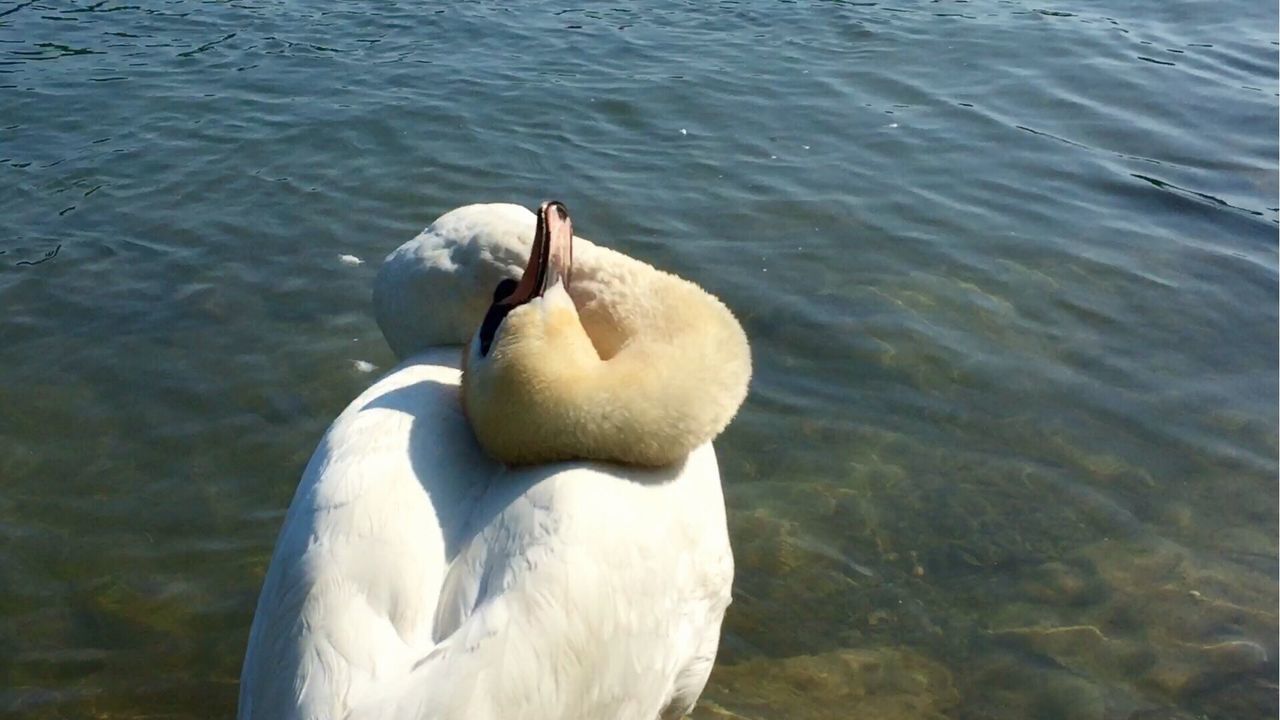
xmin=1 ymin=1 xmax=1276 ymax=718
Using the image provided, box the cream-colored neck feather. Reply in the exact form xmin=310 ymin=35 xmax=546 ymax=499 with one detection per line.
xmin=462 ymin=253 xmax=751 ymax=468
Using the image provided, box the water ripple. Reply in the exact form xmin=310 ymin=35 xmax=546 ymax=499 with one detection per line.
xmin=0 ymin=0 xmax=1275 ymax=718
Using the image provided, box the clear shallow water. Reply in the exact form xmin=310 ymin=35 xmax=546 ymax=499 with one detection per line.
xmin=1 ymin=0 xmax=1275 ymax=718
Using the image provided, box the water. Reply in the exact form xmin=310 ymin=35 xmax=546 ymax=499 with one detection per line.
xmin=1 ymin=1 xmax=1275 ymax=718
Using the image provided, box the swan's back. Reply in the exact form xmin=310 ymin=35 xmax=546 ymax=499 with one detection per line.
xmin=239 ymin=350 xmax=733 ymax=720
xmin=369 ymin=447 xmax=732 ymax=720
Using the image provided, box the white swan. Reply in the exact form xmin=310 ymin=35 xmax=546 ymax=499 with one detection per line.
xmin=238 ymin=202 xmax=750 ymax=720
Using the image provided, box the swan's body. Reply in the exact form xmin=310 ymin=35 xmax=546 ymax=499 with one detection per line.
xmin=239 ymin=204 xmax=746 ymax=719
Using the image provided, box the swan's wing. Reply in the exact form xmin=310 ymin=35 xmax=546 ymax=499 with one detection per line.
xmin=375 ymin=204 xmax=538 ymax=356
xmin=358 ymin=445 xmax=734 ymax=720
xmin=238 ymin=352 xmax=495 ymax=720
xmin=659 ymin=597 xmax=729 ymax=720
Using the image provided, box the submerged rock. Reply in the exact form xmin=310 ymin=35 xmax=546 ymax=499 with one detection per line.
xmin=1018 ymin=560 xmax=1107 ymax=606
xmin=961 ymin=650 xmax=1110 ymax=720
xmin=714 ymin=430 xmax=1275 ymax=720
xmin=694 ymin=647 xmax=959 ymax=720
xmin=984 ymin=538 xmax=1277 ymax=717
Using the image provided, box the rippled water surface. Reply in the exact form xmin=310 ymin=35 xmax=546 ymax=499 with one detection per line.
xmin=2 ymin=1 xmax=1276 ymax=718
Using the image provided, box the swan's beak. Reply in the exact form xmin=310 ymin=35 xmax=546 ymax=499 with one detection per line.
xmin=537 ymin=200 xmax=573 ymax=294
xmin=503 ymin=200 xmax=573 ymax=304
xmin=478 ymin=202 xmax=575 ymax=357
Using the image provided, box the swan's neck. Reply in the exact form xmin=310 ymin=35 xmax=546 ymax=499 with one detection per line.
xmin=463 ymin=274 xmax=751 ymax=468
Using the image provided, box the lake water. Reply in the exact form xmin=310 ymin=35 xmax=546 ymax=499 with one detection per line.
xmin=1 ymin=1 xmax=1276 ymax=718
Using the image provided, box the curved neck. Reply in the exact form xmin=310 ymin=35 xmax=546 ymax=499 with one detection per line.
xmin=463 ymin=271 xmax=751 ymax=468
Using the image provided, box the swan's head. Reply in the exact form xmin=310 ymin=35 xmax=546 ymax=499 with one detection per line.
xmin=470 ymin=201 xmax=578 ymax=363
xmin=462 ymin=201 xmax=751 ymax=468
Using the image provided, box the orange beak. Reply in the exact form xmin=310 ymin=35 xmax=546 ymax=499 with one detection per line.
xmin=501 ymin=200 xmax=573 ymax=304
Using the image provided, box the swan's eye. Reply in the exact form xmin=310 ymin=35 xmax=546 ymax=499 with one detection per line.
xmin=478 ymin=279 xmax=520 ymax=357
